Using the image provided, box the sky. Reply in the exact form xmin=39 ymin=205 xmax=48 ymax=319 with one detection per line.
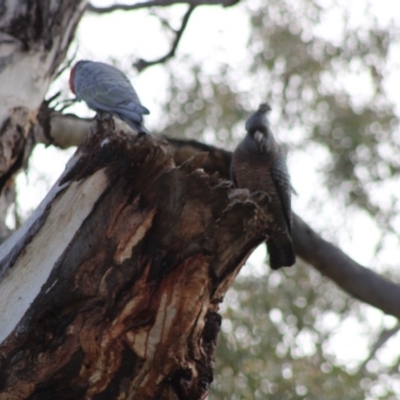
xmin=10 ymin=0 xmax=400 ymax=393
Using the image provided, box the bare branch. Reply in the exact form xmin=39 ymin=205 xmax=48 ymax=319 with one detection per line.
xmin=86 ymin=0 xmax=240 ymax=14
xmin=293 ymin=214 xmax=400 ymax=319
xmin=87 ymin=0 xmax=240 ymax=72
xmin=53 ymin=46 xmax=79 ymax=81
xmin=149 ymin=9 xmax=176 ymax=32
xmin=358 ymin=323 xmax=400 ymax=373
xmin=134 ymin=5 xmax=196 ymax=72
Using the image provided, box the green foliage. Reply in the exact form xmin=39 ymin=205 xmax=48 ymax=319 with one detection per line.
xmin=211 ymin=260 xmax=399 ymax=399
xmin=161 ymin=61 xmax=249 ymax=144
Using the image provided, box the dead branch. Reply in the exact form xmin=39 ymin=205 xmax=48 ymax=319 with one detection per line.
xmin=0 ymin=118 xmax=270 ymax=399
xmin=134 ymin=5 xmax=196 ymax=72
xmin=358 ymin=323 xmax=400 ymax=373
xmin=292 ymin=214 xmax=400 ymax=318
xmin=87 ymin=0 xmax=240 ymax=14
xmin=33 ymin=111 xmax=400 ymax=320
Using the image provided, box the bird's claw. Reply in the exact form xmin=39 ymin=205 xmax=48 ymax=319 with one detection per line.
xmin=95 ymin=111 xmax=115 ymax=130
xmin=250 ymin=190 xmax=271 ymax=204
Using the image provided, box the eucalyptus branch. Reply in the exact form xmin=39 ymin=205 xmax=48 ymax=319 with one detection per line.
xmin=87 ymin=0 xmax=240 ymax=14
xmin=133 ymin=5 xmax=196 ymax=72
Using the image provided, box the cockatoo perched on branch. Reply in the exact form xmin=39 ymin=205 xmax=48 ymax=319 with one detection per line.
xmin=70 ymin=60 xmax=150 ymax=134
xmin=231 ymin=103 xmax=295 ymax=270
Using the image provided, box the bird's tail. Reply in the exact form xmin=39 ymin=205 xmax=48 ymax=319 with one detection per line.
xmin=120 ymin=115 xmax=151 ymax=135
xmin=267 ymin=239 xmax=295 ymax=270
xmin=136 ymin=123 xmax=151 ymax=136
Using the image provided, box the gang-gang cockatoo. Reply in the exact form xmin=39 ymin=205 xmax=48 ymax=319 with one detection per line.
xmin=69 ymin=60 xmax=150 ymax=134
xmin=231 ymin=103 xmax=295 ymax=269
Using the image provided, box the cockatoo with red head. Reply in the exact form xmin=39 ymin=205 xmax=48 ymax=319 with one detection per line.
xmin=70 ymin=60 xmax=150 ymax=134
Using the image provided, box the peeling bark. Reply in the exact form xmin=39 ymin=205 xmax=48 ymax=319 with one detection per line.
xmin=0 ymin=120 xmax=272 ymax=399
xmin=0 ymin=0 xmax=87 ymax=237
xmin=31 ymin=111 xmax=400 ymax=321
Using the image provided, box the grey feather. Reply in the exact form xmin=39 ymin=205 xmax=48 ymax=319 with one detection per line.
xmin=231 ymin=103 xmax=295 ymax=269
xmin=72 ymin=60 xmax=150 ymax=134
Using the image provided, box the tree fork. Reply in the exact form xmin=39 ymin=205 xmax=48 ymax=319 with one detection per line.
xmin=0 ymin=120 xmax=272 ymax=399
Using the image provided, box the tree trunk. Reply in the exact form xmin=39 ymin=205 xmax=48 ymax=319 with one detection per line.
xmin=0 ymin=0 xmax=87 ymax=240
xmin=0 ymin=119 xmax=271 ymax=399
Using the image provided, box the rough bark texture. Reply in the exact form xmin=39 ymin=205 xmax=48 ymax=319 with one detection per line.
xmin=32 ymin=111 xmax=400 ymax=320
xmin=0 ymin=0 xmax=87 ymax=240
xmin=0 ymin=120 xmax=272 ymax=399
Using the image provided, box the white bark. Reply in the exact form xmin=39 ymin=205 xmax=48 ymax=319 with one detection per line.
xmin=0 ymin=52 xmax=57 ymax=126
xmin=0 ymin=120 xmax=264 ymax=399
xmin=0 ymin=1 xmax=87 ymax=126
xmin=39 ymin=113 xmax=135 ymax=149
xmin=0 ymin=0 xmax=88 ymax=239
xmin=0 ymin=151 xmax=109 ymax=343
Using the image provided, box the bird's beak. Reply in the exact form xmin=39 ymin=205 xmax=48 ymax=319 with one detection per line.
xmin=254 ymin=131 xmax=263 ymax=145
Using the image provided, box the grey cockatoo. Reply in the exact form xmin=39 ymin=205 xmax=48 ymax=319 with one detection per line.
xmin=69 ymin=60 xmax=150 ymax=134
xmin=231 ymin=103 xmax=295 ymax=269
